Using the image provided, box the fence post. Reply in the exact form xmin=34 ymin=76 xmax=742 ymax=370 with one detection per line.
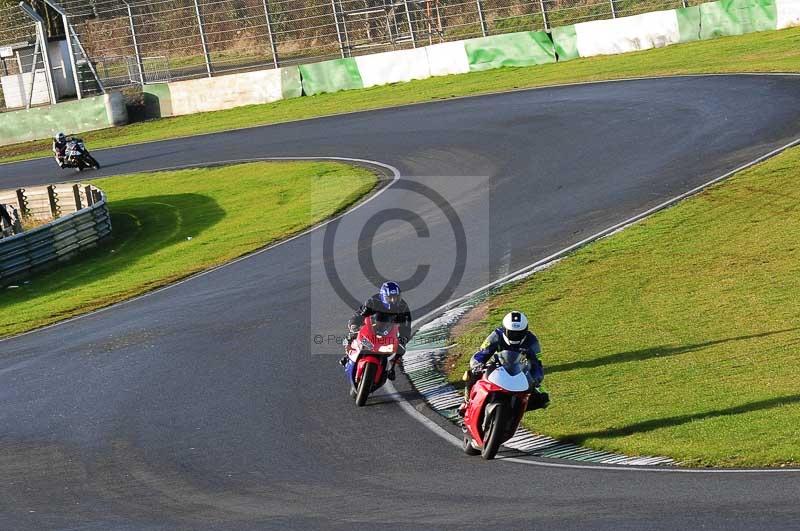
xmin=85 ymin=185 xmax=94 ymax=206
xmin=26 ymin=39 xmax=40 ymax=109
xmin=403 ymin=0 xmax=417 ymax=47
xmin=47 ymin=185 xmax=60 ymax=219
xmin=330 ymin=0 xmax=346 ymax=58
xmin=15 ymin=189 xmax=29 ymax=218
xmin=609 ymin=0 xmax=617 ymax=18
xmin=682 ymin=0 xmax=688 ymax=7
xmin=261 ymin=0 xmax=280 ymax=68
xmin=539 ymin=0 xmax=550 ymax=31
xmin=476 ymin=0 xmax=488 ymax=37
xmin=124 ymin=1 xmax=145 ymax=85
xmin=193 ymin=0 xmax=213 ymax=77
xmin=72 ymin=184 xmax=83 ymax=210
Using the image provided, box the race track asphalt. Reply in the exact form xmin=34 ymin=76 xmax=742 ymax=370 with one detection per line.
xmin=2 ymin=75 xmax=800 ymax=530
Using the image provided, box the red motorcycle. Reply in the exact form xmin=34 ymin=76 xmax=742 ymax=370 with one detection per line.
xmin=343 ymin=314 xmax=400 ymax=406
xmin=462 ymin=350 xmax=531 ymax=460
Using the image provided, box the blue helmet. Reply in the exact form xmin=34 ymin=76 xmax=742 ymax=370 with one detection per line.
xmin=379 ymin=281 xmax=401 ymax=308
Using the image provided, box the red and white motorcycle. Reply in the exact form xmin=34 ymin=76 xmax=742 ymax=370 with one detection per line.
xmin=342 ymin=314 xmax=400 ymax=406
xmin=462 ymin=350 xmax=531 ymax=460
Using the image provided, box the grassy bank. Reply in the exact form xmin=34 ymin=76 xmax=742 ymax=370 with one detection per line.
xmin=2 ymin=26 xmax=799 ymax=163
xmin=447 ymin=144 xmax=800 ymax=467
xmin=0 ymin=161 xmax=377 ymax=338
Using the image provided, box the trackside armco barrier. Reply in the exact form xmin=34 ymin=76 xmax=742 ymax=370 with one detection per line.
xmin=0 ymin=184 xmax=111 ymax=285
xmin=0 ymin=93 xmax=127 ymax=145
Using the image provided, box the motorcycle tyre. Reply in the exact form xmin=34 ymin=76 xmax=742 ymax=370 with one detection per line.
xmin=463 ymin=434 xmax=480 ymax=456
xmin=481 ymin=402 xmax=509 ymax=460
xmin=87 ymin=155 xmax=100 ymax=170
xmin=355 ymin=363 xmax=376 ymax=407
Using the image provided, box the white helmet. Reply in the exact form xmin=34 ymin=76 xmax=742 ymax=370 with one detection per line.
xmin=502 ymin=311 xmax=528 ymax=345
xmin=55 ymin=132 xmax=66 ymax=142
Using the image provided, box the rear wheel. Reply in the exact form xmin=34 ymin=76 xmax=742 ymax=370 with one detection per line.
xmin=355 ymin=363 xmax=376 ymax=407
xmin=463 ymin=434 xmax=480 ymax=456
xmin=481 ymin=403 xmax=509 ymax=460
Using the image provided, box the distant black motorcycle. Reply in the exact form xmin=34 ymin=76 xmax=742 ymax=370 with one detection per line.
xmin=58 ymin=138 xmax=100 ymax=171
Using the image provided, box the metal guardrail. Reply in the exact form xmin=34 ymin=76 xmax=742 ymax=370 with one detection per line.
xmin=0 ymin=184 xmax=111 ymax=285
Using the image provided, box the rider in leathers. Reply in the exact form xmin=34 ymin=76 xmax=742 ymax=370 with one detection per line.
xmin=459 ymin=311 xmax=549 ymax=415
xmin=341 ymin=281 xmax=411 ymax=377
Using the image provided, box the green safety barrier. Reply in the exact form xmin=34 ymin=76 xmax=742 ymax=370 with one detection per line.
xmin=676 ymin=6 xmax=703 ymax=42
xmin=281 ymin=66 xmax=303 ymax=99
xmin=0 ymin=95 xmax=111 ymax=145
xmin=299 ymin=58 xmax=364 ymax=96
xmin=552 ymin=25 xmax=580 ymax=61
xmin=465 ymin=31 xmax=556 ymax=72
xmin=699 ymin=0 xmax=778 ymax=39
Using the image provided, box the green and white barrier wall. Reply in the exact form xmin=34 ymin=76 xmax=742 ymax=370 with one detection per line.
xmin=554 ymin=0 xmax=800 ymax=60
xmin=1 ymin=0 xmax=798 ymax=146
xmin=143 ymin=65 xmax=302 ymax=118
xmin=0 ymin=93 xmax=127 ymax=145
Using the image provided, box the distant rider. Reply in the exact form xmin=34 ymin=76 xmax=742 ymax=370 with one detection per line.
xmin=458 ymin=310 xmax=549 ymax=416
xmin=340 ymin=281 xmax=412 ymax=379
xmin=52 ymin=132 xmax=68 ymax=168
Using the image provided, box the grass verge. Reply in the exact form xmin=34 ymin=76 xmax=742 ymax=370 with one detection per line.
xmin=447 ymin=144 xmax=800 ymax=468
xmin=0 ymin=161 xmax=377 ymax=339
xmin=2 ymin=26 xmax=799 ymax=163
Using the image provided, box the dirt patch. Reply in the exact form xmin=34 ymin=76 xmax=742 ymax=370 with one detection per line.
xmin=444 ymin=300 xmax=492 ymax=378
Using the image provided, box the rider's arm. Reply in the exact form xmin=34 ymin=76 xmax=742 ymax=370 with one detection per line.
xmin=525 ymin=334 xmax=544 ymax=385
xmin=472 ymin=331 xmax=501 ymax=365
xmin=397 ymin=302 xmax=412 ymax=343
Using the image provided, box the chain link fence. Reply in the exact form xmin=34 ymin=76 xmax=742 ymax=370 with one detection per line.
xmin=1 ymin=0 xmax=698 ymax=110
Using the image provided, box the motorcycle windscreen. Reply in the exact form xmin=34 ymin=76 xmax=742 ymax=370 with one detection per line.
xmin=487 ymin=366 xmax=529 ymax=392
xmin=372 ymin=312 xmax=394 ymax=337
xmin=496 ymin=350 xmax=524 ymax=376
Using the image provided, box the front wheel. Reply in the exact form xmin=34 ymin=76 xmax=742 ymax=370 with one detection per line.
xmin=481 ymin=403 xmax=509 ymax=460
xmin=355 ymin=363 xmax=376 ymax=407
xmin=87 ymin=155 xmax=100 ymax=170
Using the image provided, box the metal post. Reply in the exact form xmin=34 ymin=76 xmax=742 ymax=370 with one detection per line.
xmin=47 ymin=185 xmax=59 ymax=219
xmin=261 ymin=0 xmax=279 ymax=68
xmin=475 ymin=0 xmax=488 ymax=37
xmin=609 ymin=0 xmax=617 ymax=18
xmin=403 ymin=0 xmax=417 ymax=48
xmin=193 ymin=0 xmax=212 ymax=77
xmin=539 ymin=0 xmax=549 ymax=31
xmin=19 ymin=2 xmax=57 ymax=104
xmin=330 ymin=0 xmax=346 ymax=58
xmin=16 ymin=189 xmax=29 ymax=219
xmin=61 ymin=14 xmax=81 ymax=99
xmin=124 ymin=1 xmax=145 ymax=85
xmin=85 ymin=185 xmax=95 ymax=206
xmin=72 ymin=184 xmax=82 ymax=210
xmin=26 ymin=39 xmax=40 ymax=109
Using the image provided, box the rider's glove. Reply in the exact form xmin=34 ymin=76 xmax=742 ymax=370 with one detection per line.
xmin=348 ymin=323 xmax=359 ymax=333
xmin=470 ymin=364 xmax=485 ymax=376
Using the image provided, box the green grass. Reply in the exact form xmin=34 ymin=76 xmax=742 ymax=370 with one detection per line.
xmin=0 ymin=161 xmax=377 ymax=338
xmin=447 ymin=145 xmax=800 ymax=468
xmin=2 ymin=26 xmax=799 ymax=163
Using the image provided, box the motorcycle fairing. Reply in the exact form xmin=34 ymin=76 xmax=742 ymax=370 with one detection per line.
xmin=487 ymin=366 xmax=529 ymax=392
